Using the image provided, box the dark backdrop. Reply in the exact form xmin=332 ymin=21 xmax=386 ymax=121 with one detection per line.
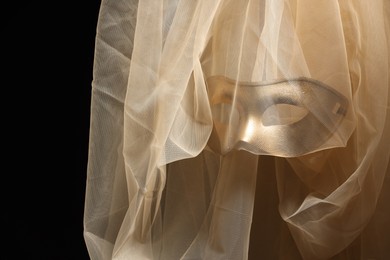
xmin=4 ymin=1 xmax=101 ymax=259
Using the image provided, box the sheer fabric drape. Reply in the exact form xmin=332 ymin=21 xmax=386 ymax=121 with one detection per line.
xmin=84 ymin=0 xmax=390 ymax=259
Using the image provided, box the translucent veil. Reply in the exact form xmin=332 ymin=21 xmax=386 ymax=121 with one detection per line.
xmin=84 ymin=0 xmax=390 ymax=259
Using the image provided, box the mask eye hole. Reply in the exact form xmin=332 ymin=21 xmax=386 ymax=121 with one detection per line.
xmin=262 ymin=104 xmax=308 ymax=126
xmin=211 ymin=102 xmax=240 ymax=125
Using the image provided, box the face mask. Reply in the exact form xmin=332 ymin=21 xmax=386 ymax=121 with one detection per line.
xmin=207 ymin=76 xmax=348 ymax=157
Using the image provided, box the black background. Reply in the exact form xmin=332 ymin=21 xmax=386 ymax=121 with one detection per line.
xmin=4 ymin=1 xmax=101 ymax=259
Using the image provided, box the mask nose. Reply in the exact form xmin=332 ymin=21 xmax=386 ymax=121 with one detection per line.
xmin=206 ymin=76 xmax=348 ymax=157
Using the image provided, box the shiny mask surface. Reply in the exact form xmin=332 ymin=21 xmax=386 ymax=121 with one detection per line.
xmin=207 ymin=76 xmax=348 ymax=157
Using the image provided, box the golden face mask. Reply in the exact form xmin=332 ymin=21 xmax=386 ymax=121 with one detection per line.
xmin=206 ymin=76 xmax=348 ymax=157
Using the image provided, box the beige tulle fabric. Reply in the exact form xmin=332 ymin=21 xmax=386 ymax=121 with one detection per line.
xmin=84 ymin=0 xmax=390 ymax=259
